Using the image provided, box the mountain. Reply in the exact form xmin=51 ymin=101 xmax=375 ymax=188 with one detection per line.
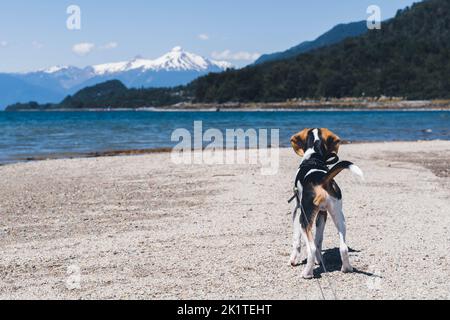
xmin=255 ymin=21 xmax=368 ymax=65
xmin=191 ymin=0 xmax=450 ymax=102
xmin=0 ymin=74 xmax=64 ymax=107
xmin=81 ymin=47 xmax=232 ymax=89
xmin=0 ymin=47 xmax=231 ymax=109
xmin=6 ymin=80 xmax=185 ymax=111
xmin=93 ymin=47 xmax=231 ymax=74
xmin=8 ymin=0 xmax=448 ymax=111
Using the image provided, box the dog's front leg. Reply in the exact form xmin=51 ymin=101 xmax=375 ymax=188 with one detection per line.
xmin=290 ymin=206 xmax=302 ymax=267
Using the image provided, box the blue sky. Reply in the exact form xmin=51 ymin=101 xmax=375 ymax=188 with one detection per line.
xmin=0 ymin=0 xmax=419 ymax=73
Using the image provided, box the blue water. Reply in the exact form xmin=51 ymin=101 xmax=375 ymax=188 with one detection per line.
xmin=0 ymin=110 xmax=449 ymax=164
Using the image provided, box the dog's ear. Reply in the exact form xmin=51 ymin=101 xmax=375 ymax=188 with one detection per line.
xmin=291 ymin=129 xmax=310 ymax=157
xmin=321 ymin=128 xmax=341 ymax=154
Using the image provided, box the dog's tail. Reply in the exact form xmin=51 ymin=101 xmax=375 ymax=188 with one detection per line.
xmin=321 ymin=161 xmax=364 ymax=186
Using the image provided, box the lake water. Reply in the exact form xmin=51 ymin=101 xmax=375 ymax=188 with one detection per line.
xmin=1 ymin=110 xmax=449 ymax=164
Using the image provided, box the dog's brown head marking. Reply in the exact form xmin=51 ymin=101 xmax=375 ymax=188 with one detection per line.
xmin=290 ymin=128 xmax=310 ymax=157
xmin=320 ymin=128 xmax=341 ymax=155
xmin=291 ymin=128 xmax=341 ymax=157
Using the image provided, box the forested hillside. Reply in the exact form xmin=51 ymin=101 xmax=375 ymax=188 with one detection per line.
xmin=191 ymin=0 xmax=450 ymax=102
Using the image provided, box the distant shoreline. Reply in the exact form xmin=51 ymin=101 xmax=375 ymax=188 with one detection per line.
xmin=4 ymin=107 xmax=450 ymax=112
xmin=5 ymin=99 xmax=450 ymax=112
xmin=154 ymin=99 xmax=450 ymax=111
xmin=0 ymin=147 xmax=173 ymax=166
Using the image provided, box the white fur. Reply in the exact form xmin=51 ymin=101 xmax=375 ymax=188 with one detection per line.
xmin=301 ymin=148 xmax=315 ymax=163
xmin=349 ymin=164 xmax=365 ymax=181
xmin=326 ymin=197 xmax=353 ymax=273
xmin=290 ymin=208 xmax=302 ymax=267
xmin=312 ymin=129 xmax=320 ymax=142
xmin=304 ymin=169 xmax=327 ymax=179
xmin=290 ymin=179 xmax=303 ymax=266
xmin=301 ymin=228 xmax=316 ymax=279
xmin=296 ymin=180 xmax=303 ymax=198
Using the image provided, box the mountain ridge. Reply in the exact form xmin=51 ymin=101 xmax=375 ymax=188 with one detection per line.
xmin=6 ymin=0 xmax=448 ymax=110
xmin=255 ymin=20 xmax=368 ymax=65
xmin=0 ymin=47 xmax=231 ymax=109
xmin=191 ymin=0 xmax=450 ymax=102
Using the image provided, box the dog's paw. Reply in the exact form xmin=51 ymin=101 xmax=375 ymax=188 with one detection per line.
xmin=290 ymin=253 xmax=302 ymax=267
xmin=302 ymin=269 xmax=314 ymax=279
xmin=341 ymin=265 xmax=354 ymax=273
xmin=315 ymin=255 xmax=322 ymax=265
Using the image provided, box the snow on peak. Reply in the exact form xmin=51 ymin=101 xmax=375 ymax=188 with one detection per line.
xmin=91 ymin=47 xmax=232 ymax=75
xmin=150 ymin=48 xmax=209 ymax=71
xmin=211 ymin=60 xmax=233 ymax=70
xmin=42 ymin=65 xmax=70 ymax=74
xmin=92 ymin=61 xmax=130 ymax=75
xmin=171 ymin=46 xmax=183 ymax=52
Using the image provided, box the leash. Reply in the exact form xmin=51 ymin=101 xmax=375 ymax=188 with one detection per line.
xmin=287 ymin=188 xmax=298 ymax=204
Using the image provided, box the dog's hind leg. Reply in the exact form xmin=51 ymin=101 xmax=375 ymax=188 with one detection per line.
xmin=315 ymin=211 xmax=327 ymax=265
xmin=328 ymin=199 xmax=353 ymax=273
xmin=299 ymin=193 xmax=319 ymax=279
xmin=301 ymin=227 xmax=317 ymax=279
xmin=290 ymin=206 xmax=302 ymax=267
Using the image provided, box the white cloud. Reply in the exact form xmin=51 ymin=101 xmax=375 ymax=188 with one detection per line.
xmin=101 ymin=42 xmax=119 ymax=50
xmin=72 ymin=42 xmax=95 ymax=56
xmin=211 ymin=50 xmax=261 ymax=61
xmin=198 ymin=34 xmax=209 ymax=41
xmin=0 ymin=41 xmax=8 ymax=48
xmin=32 ymin=41 xmax=44 ymax=49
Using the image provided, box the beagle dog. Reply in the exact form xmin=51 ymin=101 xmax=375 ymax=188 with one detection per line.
xmin=289 ymin=128 xmax=364 ymax=279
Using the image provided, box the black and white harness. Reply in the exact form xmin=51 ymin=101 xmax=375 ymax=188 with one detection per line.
xmin=288 ymin=153 xmax=339 ymax=204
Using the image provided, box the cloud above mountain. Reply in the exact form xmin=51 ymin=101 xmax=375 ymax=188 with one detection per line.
xmin=72 ymin=42 xmax=95 ymax=56
xmin=101 ymin=42 xmax=119 ymax=50
xmin=198 ymin=34 xmax=209 ymax=41
xmin=211 ymin=50 xmax=261 ymax=61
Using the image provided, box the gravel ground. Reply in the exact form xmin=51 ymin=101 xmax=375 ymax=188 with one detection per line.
xmin=0 ymin=141 xmax=449 ymax=300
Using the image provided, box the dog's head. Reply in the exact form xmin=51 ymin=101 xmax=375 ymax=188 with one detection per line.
xmin=291 ymin=128 xmax=341 ymax=158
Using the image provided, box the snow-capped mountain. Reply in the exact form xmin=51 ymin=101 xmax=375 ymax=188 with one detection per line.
xmin=93 ymin=46 xmax=232 ymax=74
xmin=0 ymin=47 xmax=232 ymax=109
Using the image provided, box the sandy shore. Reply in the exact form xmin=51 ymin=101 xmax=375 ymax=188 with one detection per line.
xmin=1 ymin=141 xmax=450 ymax=300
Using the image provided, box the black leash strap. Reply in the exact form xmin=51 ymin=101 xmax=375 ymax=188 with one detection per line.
xmin=288 ymin=192 xmax=297 ymax=204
